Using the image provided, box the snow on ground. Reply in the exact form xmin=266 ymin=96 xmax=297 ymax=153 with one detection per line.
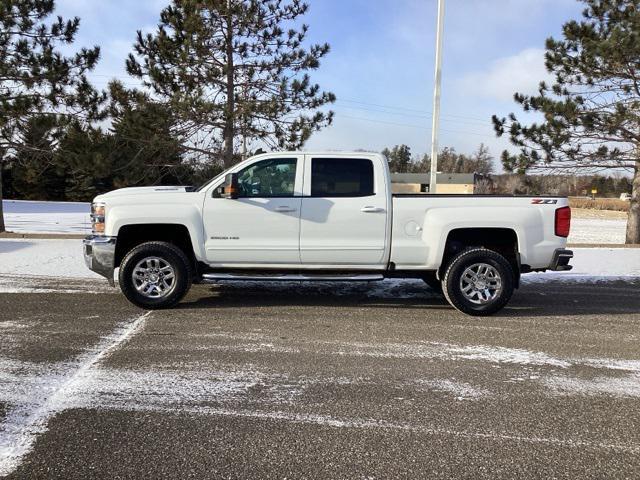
xmin=0 ymin=312 xmax=150 ymax=477
xmin=1 ymin=199 xmax=631 ymax=243
xmin=0 ymin=238 xmax=100 ymax=279
xmin=2 ymin=199 xmax=91 ymax=234
xmin=524 ymin=247 xmax=640 ymax=282
xmin=0 ymin=239 xmax=638 ymax=294
xmin=568 ymin=217 xmax=627 ymax=244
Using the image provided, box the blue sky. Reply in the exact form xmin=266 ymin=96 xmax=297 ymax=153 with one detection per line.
xmin=56 ymin=0 xmax=584 ymax=168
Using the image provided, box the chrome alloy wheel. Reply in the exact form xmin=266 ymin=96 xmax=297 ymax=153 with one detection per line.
xmin=459 ymin=263 xmax=502 ymax=305
xmin=132 ymin=256 xmax=176 ymax=299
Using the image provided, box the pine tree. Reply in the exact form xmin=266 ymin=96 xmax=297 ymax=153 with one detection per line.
xmin=55 ymin=91 xmax=187 ymax=202
xmin=382 ymin=145 xmax=412 ymax=173
xmin=126 ymin=0 xmax=335 ymax=168
xmin=54 ymin=122 xmax=111 ymax=201
xmin=107 ymin=82 xmax=185 ymax=188
xmin=493 ymin=0 xmax=640 ymax=244
xmin=6 ymin=115 xmax=67 ymax=200
xmin=0 ymin=0 xmax=103 ymax=231
xmin=411 ymin=145 xmax=494 ymax=175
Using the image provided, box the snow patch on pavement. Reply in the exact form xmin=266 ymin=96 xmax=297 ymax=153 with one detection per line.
xmin=449 ymin=344 xmax=572 ymax=368
xmin=0 ymin=275 xmax=111 ymax=294
xmin=416 ymin=379 xmax=489 ymax=401
xmin=0 ymin=312 xmax=150 ymax=477
xmin=104 ymin=404 xmax=640 ymax=454
xmin=543 ymin=374 xmax=640 ymax=398
xmin=0 ymin=360 xmax=304 ymax=416
xmin=0 ymin=321 xmax=28 ymax=330
xmin=329 ymin=341 xmax=574 ymax=367
xmin=583 ymin=358 xmax=640 ymax=373
xmin=68 ymin=368 xmax=301 ymax=409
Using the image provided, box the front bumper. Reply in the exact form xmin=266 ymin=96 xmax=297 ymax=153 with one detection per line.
xmin=83 ymin=235 xmax=117 ymax=284
xmin=548 ymin=248 xmax=574 ymax=271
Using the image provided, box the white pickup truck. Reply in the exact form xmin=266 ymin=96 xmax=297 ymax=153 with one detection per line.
xmin=84 ymin=151 xmax=573 ymax=315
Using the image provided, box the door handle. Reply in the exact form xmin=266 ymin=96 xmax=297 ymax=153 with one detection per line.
xmin=275 ymin=206 xmax=297 ymax=212
xmin=361 ymin=206 xmax=385 ymax=213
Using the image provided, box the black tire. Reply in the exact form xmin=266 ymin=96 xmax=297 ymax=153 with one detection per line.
xmin=119 ymin=241 xmax=193 ymax=309
xmin=421 ymin=272 xmax=443 ymax=294
xmin=442 ymin=248 xmax=515 ymax=316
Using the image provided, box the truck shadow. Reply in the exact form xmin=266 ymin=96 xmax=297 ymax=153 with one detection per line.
xmin=179 ymin=279 xmax=640 ymax=318
xmin=183 ymin=279 xmax=450 ymax=311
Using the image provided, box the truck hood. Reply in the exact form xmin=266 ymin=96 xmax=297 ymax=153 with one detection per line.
xmin=94 ymin=186 xmax=190 ymax=202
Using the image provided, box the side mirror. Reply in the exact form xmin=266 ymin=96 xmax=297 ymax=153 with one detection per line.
xmin=218 ymin=173 xmax=239 ymax=199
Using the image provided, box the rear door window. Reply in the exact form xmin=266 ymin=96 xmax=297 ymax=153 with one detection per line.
xmin=311 ymin=158 xmax=374 ymax=197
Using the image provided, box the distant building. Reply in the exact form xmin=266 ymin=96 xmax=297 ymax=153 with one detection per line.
xmin=391 ymin=173 xmax=491 ymax=194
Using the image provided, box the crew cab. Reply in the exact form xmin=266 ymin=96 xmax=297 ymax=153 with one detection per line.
xmin=84 ymin=152 xmax=573 ymax=316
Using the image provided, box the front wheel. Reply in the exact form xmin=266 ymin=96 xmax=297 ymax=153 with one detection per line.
xmin=442 ymin=248 xmax=515 ymax=316
xmin=119 ymin=241 xmax=193 ymax=309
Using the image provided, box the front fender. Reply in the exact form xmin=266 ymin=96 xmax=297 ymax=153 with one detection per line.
xmin=106 ymin=204 xmax=206 ymax=261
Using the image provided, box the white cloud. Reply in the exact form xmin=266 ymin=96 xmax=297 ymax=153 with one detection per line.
xmin=459 ymin=48 xmax=552 ymax=102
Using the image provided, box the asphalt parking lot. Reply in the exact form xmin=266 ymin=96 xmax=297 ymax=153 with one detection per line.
xmin=1 ymin=277 xmax=639 ymax=479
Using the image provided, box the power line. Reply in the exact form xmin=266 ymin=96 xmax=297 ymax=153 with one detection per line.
xmin=337 ymin=98 xmax=489 ymax=122
xmin=82 ymin=73 xmax=495 ymax=130
xmin=335 ymin=114 xmax=492 ymax=137
xmin=334 ymin=103 xmax=490 ymax=127
xmin=84 ymin=74 xmax=492 ymax=122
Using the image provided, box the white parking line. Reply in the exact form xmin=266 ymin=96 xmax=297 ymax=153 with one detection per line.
xmin=0 ymin=312 xmax=150 ymax=477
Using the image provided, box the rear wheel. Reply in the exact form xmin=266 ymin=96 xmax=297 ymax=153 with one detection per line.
xmin=442 ymin=248 xmax=514 ymax=316
xmin=119 ymin=241 xmax=192 ymax=309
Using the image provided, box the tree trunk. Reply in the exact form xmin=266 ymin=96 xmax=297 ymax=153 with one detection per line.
xmin=0 ymin=165 xmax=5 ymax=233
xmin=626 ymin=159 xmax=640 ymax=244
xmin=223 ymin=0 xmax=235 ymax=168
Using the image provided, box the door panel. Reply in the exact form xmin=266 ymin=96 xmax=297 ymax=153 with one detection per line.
xmin=204 ymin=197 xmax=302 ymax=264
xmin=299 ymin=157 xmax=388 ymax=266
xmin=300 ymin=197 xmax=387 ymax=264
xmin=203 ymin=156 xmax=303 ymax=266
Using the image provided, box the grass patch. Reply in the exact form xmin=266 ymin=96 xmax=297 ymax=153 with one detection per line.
xmin=569 ymin=197 xmax=630 ymax=212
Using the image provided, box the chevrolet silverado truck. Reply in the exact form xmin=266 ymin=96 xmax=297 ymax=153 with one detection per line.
xmin=84 ymin=152 xmax=573 ymax=316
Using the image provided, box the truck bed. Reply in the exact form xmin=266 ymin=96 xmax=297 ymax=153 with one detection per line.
xmin=390 ymin=194 xmax=570 ymax=271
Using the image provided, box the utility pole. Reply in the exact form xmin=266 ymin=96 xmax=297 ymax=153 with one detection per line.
xmin=429 ymin=0 xmax=445 ymax=194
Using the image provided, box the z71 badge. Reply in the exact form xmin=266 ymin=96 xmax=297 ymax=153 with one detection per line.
xmin=531 ymin=199 xmax=558 ymax=204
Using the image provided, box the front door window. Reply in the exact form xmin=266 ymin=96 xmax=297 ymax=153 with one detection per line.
xmin=237 ymin=158 xmax=297 ymax=197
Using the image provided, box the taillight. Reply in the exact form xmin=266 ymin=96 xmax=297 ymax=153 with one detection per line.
xmin=555 ymin=207 xmax=571 ymax=237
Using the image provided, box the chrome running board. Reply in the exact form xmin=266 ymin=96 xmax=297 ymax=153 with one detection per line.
xmin=201 ymin=273 xmax=384 ymax=282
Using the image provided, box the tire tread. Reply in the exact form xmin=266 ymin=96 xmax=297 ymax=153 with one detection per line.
xmin=442 ymin=247 xmax=514 ymax=316
xmin=119 ymin=241 xmax=193 ymax=309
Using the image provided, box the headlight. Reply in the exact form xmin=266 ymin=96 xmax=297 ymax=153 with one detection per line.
xmin=91 ymin=203 xmax=106 ymax=235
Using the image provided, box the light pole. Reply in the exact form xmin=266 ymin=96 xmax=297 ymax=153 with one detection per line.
xmin=429 ymin=0 xmax=445 ymax=194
